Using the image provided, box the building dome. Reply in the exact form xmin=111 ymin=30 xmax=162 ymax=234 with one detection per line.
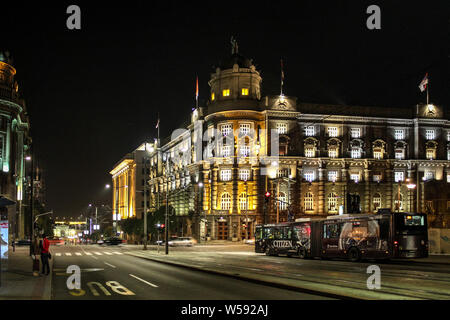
xmin=0 ymin=51 xmax=13 ymax=65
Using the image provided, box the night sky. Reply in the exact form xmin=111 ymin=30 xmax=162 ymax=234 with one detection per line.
xmin=0 ymin=1 xmax=448 ymax=218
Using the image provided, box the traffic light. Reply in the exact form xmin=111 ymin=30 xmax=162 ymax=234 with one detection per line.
xmin=264 ymin=191 xmax=271 ymax=203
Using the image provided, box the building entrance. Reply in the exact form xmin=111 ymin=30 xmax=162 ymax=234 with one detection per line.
xmin=240 ymin=221 xmax=252 ymax=239
xmin=217 ymin=222 xmax=228 ymax=240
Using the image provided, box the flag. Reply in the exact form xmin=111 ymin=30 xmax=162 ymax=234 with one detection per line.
xmin=195 ymin=76 xmax=199 ymax=101
xmin=155 ymin=118 xmax=159 ymax=129
xmin=419 ymin=73 xmax=428 ymax=92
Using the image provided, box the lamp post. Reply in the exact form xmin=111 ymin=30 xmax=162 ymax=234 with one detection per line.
xmin=198 ymin=182 xmax=204 ymax=242
xmin=165 ymin=156 xmax=169 ymax=255
xmin=406 ymin=178 xmax=416 ymax=212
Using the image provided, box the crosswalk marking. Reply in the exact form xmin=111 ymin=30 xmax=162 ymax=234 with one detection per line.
xmin=55 ymin=253 xmax=61 ymax=256
xmin=65 ymin=253 xmax=72 ymax=256
xmin=56 ymin=251 xmax=125 ymax=257
xmin=85 ymin=252 xmax=92 ymax=255
xmin=104 ymin=252 xmax=113 ymax=255
xmin=94 ymin=252 xmax=103 ymax=255
xmin=75 ymin=252 xmax=82 ymax=256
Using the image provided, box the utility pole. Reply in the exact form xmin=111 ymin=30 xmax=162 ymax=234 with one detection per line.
xmin=143 ymin=143 xmax=148 ymax=250
xmin=28 ymin=146 xmax=34 ymax=256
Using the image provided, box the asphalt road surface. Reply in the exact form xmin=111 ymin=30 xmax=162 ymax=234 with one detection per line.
xmin=51 ymin=244 xmax=333 ymax=300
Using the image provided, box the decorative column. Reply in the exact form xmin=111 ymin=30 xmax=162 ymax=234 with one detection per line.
xmin=385 ymin=168 xmax=393 ymax=211
xmin=318 ymin=166 xmax=325 ymax=215
xmin=341 ymin=166 xmax=348 ymax=213
xmin=364 ymin=168 xmax=371 ymax=213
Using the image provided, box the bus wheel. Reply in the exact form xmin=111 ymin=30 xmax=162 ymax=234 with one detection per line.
xmin=348 ymin=247 xmax=361 ymax=262
xmin=298 ymin=248 xmax=307 ymax=259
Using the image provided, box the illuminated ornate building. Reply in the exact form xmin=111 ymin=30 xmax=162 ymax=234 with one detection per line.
xmin=110 ymin=142 xmax=155 ymax=223
xmin=0 ymin=51 xmax=31 ymax=239
xmin=145 ymin=45 xmax=450 ymax=241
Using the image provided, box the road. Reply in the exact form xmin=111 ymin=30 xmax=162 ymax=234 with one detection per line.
xmin=51 ymin=244 xmax=333 ymax=300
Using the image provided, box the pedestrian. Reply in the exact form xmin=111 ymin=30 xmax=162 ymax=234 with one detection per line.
xmin=31 ymin=236 xmax=41 ymax=276
xmin=40 ymin=233 xmax=51 ymax=275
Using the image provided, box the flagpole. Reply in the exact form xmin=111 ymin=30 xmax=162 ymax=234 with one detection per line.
xmin=280 ymin=58 xmax=284 ymax=96
xmin=426 ymin=75 xmax=429 ymax=105
xmin=157 ymin=112 xmax=160 ymax=147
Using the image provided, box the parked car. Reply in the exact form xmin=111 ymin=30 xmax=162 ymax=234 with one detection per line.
xmin=243 ymin=239 xmax=255 ymax=245
xmin=97 ymin=239 xmax=104 ymax=245
xmin=104 ymin=237 xmax=123 ymax=245
xmin=168 ymin=237 xmax=197 ymax=247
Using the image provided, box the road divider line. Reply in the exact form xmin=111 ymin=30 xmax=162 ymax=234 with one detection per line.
xmin=104 ymin=262 xmax=116 ymax=268
xmin=129 ymin=274 xmax=158 ymax=288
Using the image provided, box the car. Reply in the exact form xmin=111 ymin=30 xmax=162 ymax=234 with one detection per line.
xmin=168 ymin=237 xmax=197 ymax=247
xmin=96 ymin=239 xmax=104 ymax=244
xmin=104 ymin=237 xmax=123 ymax=245
xmin=243 ymin=239 xmax=255 ymax=245
xmin=15 ymin=239 xmax=31 ymax=246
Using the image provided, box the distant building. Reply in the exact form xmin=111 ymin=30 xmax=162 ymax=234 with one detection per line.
xmin=0 ymin=51 xmax=31 ymax=239
xmin=141 ymin=43 xmax=450 ymax=241
xmin=110 ymin=143 xmax=155 ymax=234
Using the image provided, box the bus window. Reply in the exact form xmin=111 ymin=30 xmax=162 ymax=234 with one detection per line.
xmin=379 ymin=219 xmax=389 ymax=240
xmin=255 ymin=227 xmax=263 ymax=240
xmin=395 ymin=214 xmax=427 ymax=235
xmin=264 ymin=227 xmax=274 ymax=239
xmin=274 ymin=227 xmax=284 ymax=240
xmin=285 ymin=227 xmax=293 ymax=240
xmin=404 ymin=215 xmax=425 ymax=227
xmin=324 ymin=223 xmax=341 ymax=239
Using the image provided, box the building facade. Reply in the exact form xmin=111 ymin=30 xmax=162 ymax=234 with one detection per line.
xmin=110 ymin=142 xmax=154 ymax=225
xmin=0 ymin=51 xmax=32 ymax=239
xmin=142 ymin=47 xmax=449 ymax=241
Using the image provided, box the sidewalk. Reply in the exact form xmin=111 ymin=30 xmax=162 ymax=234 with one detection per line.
xmin=0 ymin=246 xmax=53 ymax=300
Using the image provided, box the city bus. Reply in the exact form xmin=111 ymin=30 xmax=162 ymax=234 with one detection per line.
xmin=255 ymin=211 xmax=428 ymax=261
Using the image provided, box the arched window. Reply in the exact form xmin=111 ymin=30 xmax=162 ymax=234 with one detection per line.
xmin=328 ymin=193 xmax=338 ymax=212
xmin=278 ymin=192 xmax=287 ymax=210
xmin=373 ymin=193 xmax=381 ymax=211
xmin=239 ymin=193 xmax=248 ymax=210
xmin=221 ymin=193 xmax=231 ymax=211
xmin=304 ymin=192 xmax=314 ymax=211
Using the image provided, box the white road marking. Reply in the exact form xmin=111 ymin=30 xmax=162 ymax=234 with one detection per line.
xmin=129 ymin=274 xmax=158 ymax=288
xmin=55 ymin=253 xmax=61 ymax=256
xmin=104 ymin=262 xmax=116 ymax=268
xmin=104 ymin=252 xmax=113 ymax=255
xmin=113 ymin=251 xmax=123 ymax=255
xmin=91 ymin=256 xmax=99 ymax=260
xmin=85 ymin=252 xmax=92 ymax=255
xmin=75 ymin=252 xmax=82 ymax=256
xmin=94 ymin=252 xmax=103 ymax=255
xmin=65 ymin=253 xmax=72 ymax=256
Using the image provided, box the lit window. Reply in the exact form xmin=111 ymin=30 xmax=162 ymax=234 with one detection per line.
xmin=373 ymin=174 xmax=382 ymax=182
xmin=223 ymin=89 xmax=230 ymax=97
xmin=221 ymin=145 xmax=231 ymax=157
xmin=220 ymin=169 xmax=232 ymax=181
xmin=395 ymin=149 xmax=405 ymax=160
xmin=304 ymin=192 xmax=314 ymax=211
xmin=277 ymin=192 xmax=287 ymax=210
xmin=277 ymin=168 xmax=290 ymax=178
xmin=394 ymin=171 xmax=404 ymax=182
xmin=373 ymin=150 xmax=383 ymax=159
xmin=426 ymin=148 xmax=435 ymax=160
xmin=447 ymin=173 xmax=450 ymax=183
xmin=424 ymin=171 xmax=434 ymax=181
xmin=304 ymin=171 xmax=315 ymax=182
xmin=328 ymin=148 xmax=338 ymax=158
xmin=240 ymin=145 xmax=250 ymax=157
xmin=221 ymin=193 xmax=231 ymax=210
xmin=328 ymin=170 xmax=338 ymax=182
xmin=373 ymin=193 xmax=381 ymax=210
xmin=394 ymin=129 xmax=405 ymax=140
xmin=350 ymin=128 xmax=361 ymax=138
xmin=305 ymin=126 xmax=315 ymax=136
xmin=328 ymin=127 xmax=338 ymax=137
xmin=447 ymin=131 xmax=450 ymax=141
xmin=221 ymin=123 xmax=232 ymax=136
xmin=239 ymin=169 xmax=250 ymax=181
xmin=448 ymin=149 xmax=450 ymax=161
xmin=351 ymin=148 xmax=361 ymax=159
xmin=211 ymin=92 xmax=215 ymax=101
xmin=328 ymin=193 xmax=338 ymax=212
xmin=425 ymin=129 xmax=435 ymax=140
xmin=239 ymin=193 xmax=248 ymax=210
xmin=241 ymin=88 xmax=249 ymax=96
xmin=305 ymin=147 xmax=315 ymax=158
xmin=276 ymin=123 xmax=288 ymax=134
xmin=239 ymin=123 xmax=251 ymax=136
xmin=350 ymin=173 xmax=360 ymax=183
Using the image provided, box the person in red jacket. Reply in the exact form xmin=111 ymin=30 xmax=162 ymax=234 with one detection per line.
xmin=40 ymin=234 xmax=50 ymax=275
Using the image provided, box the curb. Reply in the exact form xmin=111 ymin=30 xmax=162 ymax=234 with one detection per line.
xmin=126 ymin=251 xmax=364 ymax=300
